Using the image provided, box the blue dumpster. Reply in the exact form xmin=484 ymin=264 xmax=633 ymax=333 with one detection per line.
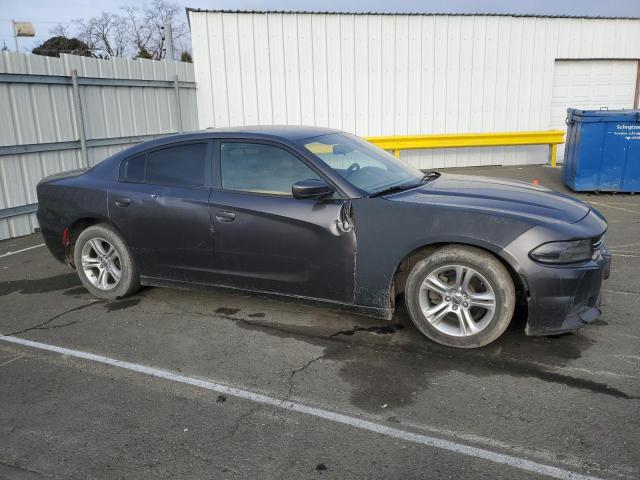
xmin=563 ymin=108 xmax=640 ymax=193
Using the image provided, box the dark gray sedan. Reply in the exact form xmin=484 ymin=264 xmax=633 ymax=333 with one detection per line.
xmin=36 ymin=126 xmax=611 ymax=348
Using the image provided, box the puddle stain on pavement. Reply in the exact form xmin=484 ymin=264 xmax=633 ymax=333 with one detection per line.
xmin=230 ymin=304 xmax=636 ymax=411
xmin=63 ymin=287 xmax=90 ymax=297
xmin=104 ymin=298 xmax=141 ymax=312
xmin=1 ymin=285 xmax=142 ymax=336
xmin=0 ymin=273 xmax=80 ymax=296
xmin=2 ymin=275 xmax=635 ymax=413
xmin=331 ymin=325 xmax=403 ymax=336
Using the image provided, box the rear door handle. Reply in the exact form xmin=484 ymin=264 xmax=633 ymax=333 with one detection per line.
xmin=215 ymin=211 xmax=236 ymax=222
xmin=114 ymin=197 xmax=131 ymax=208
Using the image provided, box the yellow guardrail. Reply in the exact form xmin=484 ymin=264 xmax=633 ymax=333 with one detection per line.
xmin=365 ymin=130 xmax=566 ymax=167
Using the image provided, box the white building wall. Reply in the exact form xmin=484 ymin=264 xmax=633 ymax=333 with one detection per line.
xmin=189 ymin=11 xmax=640 ymax=169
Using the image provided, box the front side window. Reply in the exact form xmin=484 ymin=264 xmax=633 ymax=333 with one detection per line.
xmin=220 ymin=142 xmax=320 ymax=196
xmin=300 ymin=133 xmax=424 ymax=194
xmin=119 ymin=143 xmax=207 ymax=187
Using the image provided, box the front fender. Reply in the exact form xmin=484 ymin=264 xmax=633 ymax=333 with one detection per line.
xmin=351 ymin=197 xmax=533 ymax=310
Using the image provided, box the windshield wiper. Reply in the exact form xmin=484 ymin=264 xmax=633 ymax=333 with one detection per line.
xmin=370 ymin=172 xmax=440 ymax=198
xmin=370 ymin=182 xmax=422 ymax=197
xmin=421 ymin=171 xmax=440 ymax=182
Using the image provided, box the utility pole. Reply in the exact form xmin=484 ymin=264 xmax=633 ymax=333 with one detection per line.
xmin=12 ymin=21 xmax=19 ymax=52
xmin=163 ymin=22 xmax=174 ymax=60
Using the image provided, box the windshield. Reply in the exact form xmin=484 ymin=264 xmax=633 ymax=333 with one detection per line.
xmin=300 ymin=133 xmax=425 ymax=195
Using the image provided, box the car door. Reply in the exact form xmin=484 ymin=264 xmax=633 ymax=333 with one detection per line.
xmin=208 ymin=140 xmax=356 ymax=303
xmin=108 ymin=141 xmax=214 ymax=283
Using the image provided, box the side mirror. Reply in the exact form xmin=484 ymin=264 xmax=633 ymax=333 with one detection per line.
xmin=292 ymin=179 xmax=334 ymax=199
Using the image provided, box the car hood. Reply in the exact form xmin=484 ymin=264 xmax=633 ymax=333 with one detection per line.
xmin=387 ymin=173 xmax=590 ymax=224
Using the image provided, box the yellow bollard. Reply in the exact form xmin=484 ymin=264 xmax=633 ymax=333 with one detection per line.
xmin=394 ymin=149 xmax=400 ymax=158
xmin=550 ymin=144 xmax=557 ymax=168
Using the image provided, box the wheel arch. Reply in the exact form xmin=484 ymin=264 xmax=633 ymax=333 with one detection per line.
xmin=389 ymin=239 xmax=528 ymax=316
xmin=65 ymin=216 xmax=124 ymax=268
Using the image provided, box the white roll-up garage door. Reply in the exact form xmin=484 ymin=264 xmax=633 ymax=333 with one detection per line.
xmin=550 ymin=60 xmax=638 ymax=161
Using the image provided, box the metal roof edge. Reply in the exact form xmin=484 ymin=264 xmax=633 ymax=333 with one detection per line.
xmin=185 ymin=7 xmax=640 ymax=21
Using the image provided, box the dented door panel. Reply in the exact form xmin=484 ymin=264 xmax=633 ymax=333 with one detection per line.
xmin=208 ymin=190 xmax=356 ymax=302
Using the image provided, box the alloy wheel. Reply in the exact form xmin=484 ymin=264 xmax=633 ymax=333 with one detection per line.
xmin=418 ymin=264 xmax=496 ymax=337
xmin=80 ymin=238 xmax=122 ymax=291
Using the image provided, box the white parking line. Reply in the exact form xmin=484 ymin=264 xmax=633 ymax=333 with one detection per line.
xmin=0 ymin=243 xmax=45 ymax=258
xmin=611 ymin=253 xmax=640 ymax=258
xmin=609 ymin=242 xmax=640 ymax=249
xmin=589 ymin=203 xmax=640 ymax=215
xmin=603 ymin=289 xmax=639 ymax=297
xmin=0 ymin=335 xmax=604 ymax=480
xmin=590 ymin=202 xmax=640 ymax=207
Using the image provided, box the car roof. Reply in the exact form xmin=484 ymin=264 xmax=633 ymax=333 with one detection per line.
xmin=113 ymin=125 xmax=342 ymax=155
xmin=89 ymin=125 xmax=344 ymax=178
xmin=203 ymin=125 xmax=341 ymax=140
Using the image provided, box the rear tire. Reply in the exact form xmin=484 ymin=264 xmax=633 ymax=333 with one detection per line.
xmin=73 ymin=224 xmax=140 ymax=300
xmin=405 ymin=245 xmax=515 ymax=348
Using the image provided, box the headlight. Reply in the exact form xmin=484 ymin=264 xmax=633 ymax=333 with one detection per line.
xmin=529 ymin=239 xmax=593 ymax=264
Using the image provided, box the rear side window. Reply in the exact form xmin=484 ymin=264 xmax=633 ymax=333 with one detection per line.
xmin=146 ymin=143 xmax=207 ymax=187
xmin=119 ymin=143 xmax=208 ymax=187
xmin=120 ymin=154 xmax=146 ymax=182
xmin=220 ymin=142 xmax=320 ymax=195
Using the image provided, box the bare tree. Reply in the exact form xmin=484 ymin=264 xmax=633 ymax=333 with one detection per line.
xmin=57 ymin=1 xmax=190 ymax=60
xmin=49 ymin=23 xmax=70 ymax=38
xmin=122 ymin=0 xmax=189 ymax=60
xmin=74 ymin=12 xmax=129 ymax=58
xmin=121 ymin=6 xmax=153 ymax=57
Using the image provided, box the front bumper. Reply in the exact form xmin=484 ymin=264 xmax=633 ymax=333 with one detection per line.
xmin=523 ymin=245 xmax=610 ymax=336
xmin=501 ymin=210 xmax=611 ymax=336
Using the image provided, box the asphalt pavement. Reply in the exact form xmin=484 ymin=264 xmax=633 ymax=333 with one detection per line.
xmin=0 ymin=165 xmax=638 ymax=479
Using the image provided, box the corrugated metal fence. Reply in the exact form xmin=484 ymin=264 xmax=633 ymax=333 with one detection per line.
xmin=0 ymin=52 xmax=198 ymax=240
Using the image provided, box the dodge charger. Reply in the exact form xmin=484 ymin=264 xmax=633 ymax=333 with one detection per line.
xmin=36 ymin=126 xmax=611 ymax=348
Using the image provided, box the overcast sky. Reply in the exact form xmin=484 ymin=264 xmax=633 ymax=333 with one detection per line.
xmin=2 ymin=0 xmax=639 ymax=53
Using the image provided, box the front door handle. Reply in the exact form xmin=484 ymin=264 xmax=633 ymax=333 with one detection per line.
xmin=114 ymin=197 xmax=131 ymax=208
xmin=215 ymin=211 xmax=236 ymax=222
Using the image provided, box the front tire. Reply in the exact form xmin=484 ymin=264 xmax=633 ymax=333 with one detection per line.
xmin=73 ymin=224 xmax=140 ymax=300
xmin=405 ymin=245 xmax=515 ymax=348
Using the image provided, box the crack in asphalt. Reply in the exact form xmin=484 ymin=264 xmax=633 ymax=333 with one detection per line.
xmin=40 ymin=295 xmax=637 ymax=402
xmin=0 ymin=353 xmax=24 ymax=369
xmin=0 ymin=459 xmax=44 ymax=478
xmin=150 ymin=296 xmax=355 ymax=401
xmin=157 ymin=299 xmax=640 ymax=400
xmin=3 ymin=301 xmax=102 ymax=336
xmin=285 ymin=353 xmax=328 ymax=401
xmin=221 ymin=405 xmax=260 ymax=441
